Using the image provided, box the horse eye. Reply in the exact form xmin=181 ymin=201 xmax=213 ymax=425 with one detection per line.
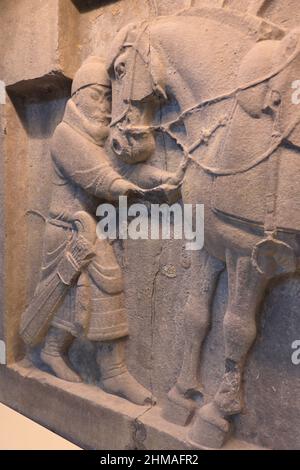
xmin=115 ymin=62 xmax=126 ymax=80
xmin=90 ymin=91 xmax=100 ymax=101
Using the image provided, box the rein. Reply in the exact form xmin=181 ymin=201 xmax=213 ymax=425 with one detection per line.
xmin=110 ymin=23 xmax=300 ymax=177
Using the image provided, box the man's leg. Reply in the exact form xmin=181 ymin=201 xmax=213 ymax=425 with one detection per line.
xmin=41 ymin=326 xmax=82 ymax=383
xmin=97 ymin=337 xmax=155 ymax=406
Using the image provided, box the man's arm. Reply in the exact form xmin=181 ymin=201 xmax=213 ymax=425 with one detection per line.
xmin=114 ymin=160 xmax=175 ymax=189
xmin=114 ymin=159 xmax=184 ymax=204
xmin=51 ymin=124 xmax=141 ymax=202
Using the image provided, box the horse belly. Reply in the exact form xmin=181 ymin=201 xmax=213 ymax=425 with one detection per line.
xmin=212 ymin=162 xmax=267 ymax=227
xmin=212 ymin=147 xmax=300 ymax=234
xmin=183 ymin=163 xmax=226 ymax=259
xmin=183 ymin=163 xmax=266 ymax=261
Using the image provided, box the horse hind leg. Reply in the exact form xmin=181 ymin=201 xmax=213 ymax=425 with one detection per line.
xmin=188 ymin=252 xmax=268 ymax=448
xmin=162 ymin=249 xmax=225 ymax=426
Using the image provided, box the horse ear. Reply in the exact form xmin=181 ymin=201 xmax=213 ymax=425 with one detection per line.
xmin=107 ymin=23 xmax=138 ymax=78
xmin=150 ymin=46 xmax=168 ymax=101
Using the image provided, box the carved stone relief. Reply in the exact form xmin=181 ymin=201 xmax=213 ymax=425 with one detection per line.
xmin=0 ymin=0 xmax=299 ymax=451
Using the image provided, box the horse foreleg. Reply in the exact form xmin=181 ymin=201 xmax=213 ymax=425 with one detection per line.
xmin=178 ymin=250 xmax=225 ymax=396
xmin=215 ymin=252 xmax=267 ymax=415
xmin=188 ymin=252 xmax=267 ymax=448
xmin=162 ymin=249 xmax=224 ymax=426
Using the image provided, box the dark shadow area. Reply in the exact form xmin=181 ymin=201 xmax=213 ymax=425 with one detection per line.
xmin=71 ymin=0 xmax=116 ymax=13
xmin=234 ymin=271 xmax=300 ymax=449
xmin=6 ymin=73 xmax=71 ymax=138
xmin=258 ymin=0 xmax=277 ymax=16
xmin=6 ymin=72 xmax=71 ymax=103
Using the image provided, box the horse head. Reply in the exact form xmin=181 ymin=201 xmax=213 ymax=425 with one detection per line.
xmin=107 ymin=21 xmax=167 ymax=164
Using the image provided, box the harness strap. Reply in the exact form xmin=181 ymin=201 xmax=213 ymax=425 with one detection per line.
xmin=264 ymin=113 xmax=282 ymax=235
xmin=263 ymin=151 xmax=280 ymax=237
xmin=27 ymin=210 xmax=75 ymax=231
xmin=191 ymin=113 xmax=300 ymax=176
xmin=251 ymin=139 xmax=297 ymax=276
xmin=47 ymin=218 xmax=74 ymax=230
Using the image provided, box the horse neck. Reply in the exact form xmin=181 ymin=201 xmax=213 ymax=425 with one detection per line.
xmin=149 ymin=15 xmax=244 ymax=140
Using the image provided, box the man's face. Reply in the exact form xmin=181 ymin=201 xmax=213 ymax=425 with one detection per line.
xmin=73 ymin=84 xmax=111 ymax=124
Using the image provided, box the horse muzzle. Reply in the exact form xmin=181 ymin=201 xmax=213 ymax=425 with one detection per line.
xmin=110 ymin=126 xmax=156 ymax=164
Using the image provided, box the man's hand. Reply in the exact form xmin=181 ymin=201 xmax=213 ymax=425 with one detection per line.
xmin=109 ymin=179 xmax=144 ymax=201
xmin=138 ymin=163 xmax=185 ymax=204
xmin=110 ymin=172 xmax=183 ymax=205
xmin=140 ymin=182 xmax=182 ymax=204
xmin=124 ymin=184 xmax=146 ymax=201
xmin=164 ymin=163 xmax=186 ymax=187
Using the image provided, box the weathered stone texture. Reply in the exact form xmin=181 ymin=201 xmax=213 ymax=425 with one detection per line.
xmin=0 ymin=0 xmax=299 ymax=450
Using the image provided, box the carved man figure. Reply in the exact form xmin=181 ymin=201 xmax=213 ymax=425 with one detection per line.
xmin=20 ymin=56 xmax=179 ymax=405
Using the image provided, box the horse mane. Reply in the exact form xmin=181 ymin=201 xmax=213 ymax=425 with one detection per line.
xmin=106 ymin=20 xmax=167 ymax=101
xmin=106 ymin=21 xmax=150 ymax=78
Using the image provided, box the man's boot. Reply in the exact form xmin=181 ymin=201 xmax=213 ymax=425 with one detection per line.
xmin=97 ymin=338 xmax=155 ymax=406
xmin=41 ymin=326 xmax=82 ymax=383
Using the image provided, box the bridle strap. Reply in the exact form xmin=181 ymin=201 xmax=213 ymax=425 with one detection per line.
xmin=110 ymin=25 xmax=300 ymax=178
xmin=110 ymin=22 xmax=150 ymax=129
xmin=195 ymin=113 xmax=300 ymax=175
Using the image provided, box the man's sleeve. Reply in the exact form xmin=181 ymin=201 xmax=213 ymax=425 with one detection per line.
xmin=51 ymin=123 xmax=127 ymax=201
xmin=115 ymin=159 xmax=173 ymax=189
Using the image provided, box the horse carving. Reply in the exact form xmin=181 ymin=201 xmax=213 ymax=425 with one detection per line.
xmin=107 ymin=6 xmax=300 ymax=448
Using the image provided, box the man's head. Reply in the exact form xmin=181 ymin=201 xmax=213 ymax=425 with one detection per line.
xmin=71 ymin=56 xmax=111 ymax=125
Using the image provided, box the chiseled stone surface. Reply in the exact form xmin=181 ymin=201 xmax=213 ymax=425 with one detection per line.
xmin=1 ymin=1 xmax=61 ymax=86
xmin=0 ymin=363 xmax=262 ymax=450
xmin=0 ymin=0 xmax=83 ymax=86
xmin=0 ymin=0 xmax=299 ymax=450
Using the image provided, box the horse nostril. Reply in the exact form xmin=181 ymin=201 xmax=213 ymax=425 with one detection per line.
xmin=112 ymin=138 xmax=122 ymax=155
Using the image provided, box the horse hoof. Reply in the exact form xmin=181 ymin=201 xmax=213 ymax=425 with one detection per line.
xmin=161 ymin=385 xmax=201 ymax=426
xmin=187 ymin=402 xmax=231 ymax=449
xmin=214 ymin=368 xmax=243 ymax=416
